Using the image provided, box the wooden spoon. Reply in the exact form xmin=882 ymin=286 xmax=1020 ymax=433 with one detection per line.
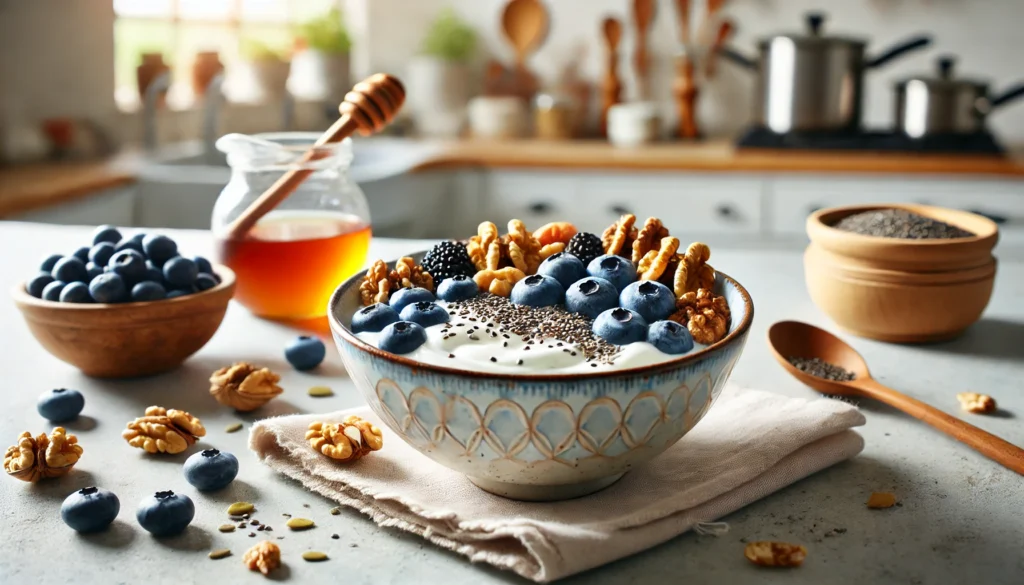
xmin=704 ymin=19 xmax=734 ymax=78
xmin=674 ymin=0 xmax=691 ymax=46
xmin=632 ymin=0 xmax=656 ymax=100
xmin=600 ymin=17 xmax=624 ymax=137
xmin=767 ymin=320 xmax=1024 ymax=475
xmin=501 ymin=0 xmax=548 ymax=70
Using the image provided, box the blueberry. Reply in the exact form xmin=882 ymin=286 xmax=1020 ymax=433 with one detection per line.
xmin=42 ymin=280 xmax=67 ymax=301
xmin=27 ymin=272 xmax=54 ymax=298
xmin=565 ymin=276 xmax=618 ymax=318
xmin=537 ymin=252 xmax=587 ymax=290
xmin=144 ymin=261 xmax=164 ymax=284
xmin=114 ymin=233 xmax=145 ymax=254
xmin=88 ymin=242 xmax=116 ymax=267
xmin=399 ymin=301 xmax=450 ymax=327
xmin=619 ymin=281 xmax=676 ymax=323
xmin=593 ymin=307 xmax=648 ymax=345
xmin=285 ymin=336 xmax=326 ymax=370
xmin=389 ymin=287 xmax=434 ymax=312
xmin=351 ymin=303 xmax=400 ymax=333
xmin=109 ymin=250 xmax=147 ymax=284
xmin=166 ymin=289 xmax=191 ymax=299
xmin=52 ymin=257 xmax=88 ymax=283
xmin=193 ymin=256 xmax=213 ymax=275
xmin=510 ymin=274 xmax=564 ymax=308
xmin=587 ymin=254 xmax=638 ymax=293
xmin=143 ymin=234 xmax=178 ymax=265
xmin=89 ymin=273 xmax=128 ymax=303
xmin=61 ymin=487 xmax=120 ymax=533
xmin=183 ymin=448 xmax=239 ymax=491
xmin=86 ymin=262 xmax=104 ymax=281
xmin=195 ymin=273 xmax=218 ymax=291
xmin=378 ymin=321 xmax=427 ymax=354
xmin=163 ymin=257 xmax=198 ymax=289
xmin=60 ymin=282 xmax=92 ymax=303
xmin=37 ymin=388 xmax=85 ymax=422
xmin=436 ymin=275 xmax=478 ymax=302
xmin=647 ymin=320 xmax=695 ymax=354
xmin=131 ymin=281 xmax=166 ymax=302
xmin=136 ymin=490 xmax=195 ymax=537
xmin=92 ymin=225 xmax=122 ymax=246
xmin=40 ymin=254 xmax=64 ymax=272
xmin=72 ymin=246 xmax=91 ymax=263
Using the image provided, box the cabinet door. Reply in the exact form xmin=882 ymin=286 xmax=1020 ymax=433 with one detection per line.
xmin=484 ymin=171 xmax=578 ymax=229
xmin=14 ymin=186 xmax=135 ymax=226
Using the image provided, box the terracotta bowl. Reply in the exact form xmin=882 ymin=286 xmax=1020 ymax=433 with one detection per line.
xmin=328 ymin=253 xmax=754 ymax=501
xmin=805 ymin=204 xmax=998 ymax=343
xmin=12 ymin=265 xmax=235 ymax=378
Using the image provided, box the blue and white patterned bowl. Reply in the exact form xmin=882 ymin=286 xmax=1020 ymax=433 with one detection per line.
xmin=328 ymin=254 xmax=754 ymax=501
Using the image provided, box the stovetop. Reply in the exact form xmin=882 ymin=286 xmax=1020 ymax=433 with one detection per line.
xmin=736 ymin=127 xmax=1005 ymax=155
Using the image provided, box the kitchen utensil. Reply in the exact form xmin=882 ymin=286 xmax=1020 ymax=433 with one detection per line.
xmin=705 ymin=20 xmax=734 ymax=78
xmin=673 ymin=53 xmax=700 ymax=139
xmin=534 ymin=92 xmax=574 ymax=140
xmin=768 ymin=320 xmax=1024 ymax=475
xmin=718 ymin=12 xmax=931 ymax=132
xmin=468 ymin=96 xmax=528 ymax=139
xmin=674 ymin=0 xmax=691 ymax=45
xmin=697 ymin=0 xmax=727 ymax=47
xmin=607 ymin=102 xmax=660 ymax=147
xmin=600 ymin=17 xmax=624 ymax=137
xmin=12 ymin=265 xmax=235 ymax=378
xmin=632 ymin=0 xmax=656 ymax=100
xmin=895 ymin=56 xmax=1024 ymax=138
xmin=501 ymin=0 xmax=548 ymax=100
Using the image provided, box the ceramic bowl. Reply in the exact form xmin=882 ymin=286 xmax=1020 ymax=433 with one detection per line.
xmin=12 ymin=265 xmax=235 ymax=378
xmin=328 ymin=254 xmax=753 ymax=501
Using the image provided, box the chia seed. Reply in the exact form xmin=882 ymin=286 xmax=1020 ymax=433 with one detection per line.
xmin=787 ymin=356 xmax=856 ymax=382
xmin=833 ymin=209 xmax=973 ymax=240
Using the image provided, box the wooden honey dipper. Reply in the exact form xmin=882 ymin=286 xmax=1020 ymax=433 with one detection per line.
xmin=222 ymin=73 xmax=405 ymax=243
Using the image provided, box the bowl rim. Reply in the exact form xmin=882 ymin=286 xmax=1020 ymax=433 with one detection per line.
xmin=11 ymin=263 xmax=236 ymax=310
xmin=328 ymin=258 xmax=754 ymax=381
xmin=808 ymin=203 xmax=999 ymax=247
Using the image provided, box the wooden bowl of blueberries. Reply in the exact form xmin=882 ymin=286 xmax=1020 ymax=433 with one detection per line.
xmin=12 ymin=225 xmax=235 ymax=378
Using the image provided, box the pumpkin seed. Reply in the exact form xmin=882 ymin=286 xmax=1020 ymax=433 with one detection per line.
xmin=329 ymin=507 xmax=341 ymax=516
xmin=208 ymin=549 xmax=231 ymax=560
xmin=225 ymin=423 xmax=243 ymax=433
xmin=227 ymin=502 xmax=255 ymax=515
xmin=302 ymin=551 xmax=328 ymax=562
xmin=218 ymin=524 xmax=236 ymax=533
xmin=308 ymin=386 xmax=334 ymax=397
xmin=286 ymin=518 xmax=315 ymax=530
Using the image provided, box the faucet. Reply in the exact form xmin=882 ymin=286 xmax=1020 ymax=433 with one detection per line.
xmin=202 ymin=72 xmax=226 ymax=158
xmin=282 ymin=91 xmax=295 ymax=131
xmin=142 ymin=71 xmax=171 ymax=151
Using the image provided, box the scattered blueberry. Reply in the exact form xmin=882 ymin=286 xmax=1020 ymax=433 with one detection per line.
xmin=351 ymin=303 xmax=400 ymax=333
xmin=388 ymin=287 xmax=434 ymax=313
xmin=537 ymin=252 xmax=587 ymax=290
xmin=27 ymin=273 xmax=54 ymax=298
xmin=378 ymin=321 xmax=428 ymax=354
xmin=86 ymin=262 xmax=104 ymax=281
xmin=183 ymin=449 xmax=239 ymax=491
xmin=193 ymin=256 xmax=213 ymax=275
xmin=194 ymin=273 xmax=217 ymax=291
xmin=92 ymin=225 xmax=122 ymax=246
xmin=42 ymin=281 xmax=67 ymax=302
xmin=565 ymin=276 xmax=618 ymax=318
xmin=647 ymin=320 xmax=695 ymax=354
xmin=619 ymin=280 xmax=676 ymax=323
xmin=143 ymin=234 xmax=178 ymax=265
xmin=61 ymin=487 xmax=120 ymax=533
xmin=285 ymin=336 xmax=326 ymax=371
xmin=40 ymin=254 xmax=63 ymax=272
xmin=593 ymin=307 xmax=648 ymax=345
xmin=163 ymin=256 xmax=198 ymax=289
xmin=131 ymin=281 xmax=166 ymax=302
xmin=510 ymin=274 xmax=565 ymax=308
xmin=114 ymin=233 xmax=145 ymax=254
xmin=109 ymin=250 xmax=147 ymax=284
xmin=166 ymin=289 xmax=191 ymax=299
xmin=436 ymin=275 xmax=478 ymax=302
xmin=51 ymin=257 xmax=88 ymax=283
xmin=587 ymin=254 xmax=638 ymax=293
xmin=399 ymin=301 xmax=450 ymax=327
xmin=88 ymin=242 xmax=116 ymax=267
xmin=89 ymin=273 xmax=128 ymax=303
xmin=60 ymin=282 xmax=92 ymax=303
xmin=37 ymin=388 xmax=85 ymax=422
xmin=72 ymin=246 xmax=91 ymax=263
xmin=136 ymin=491 xmax=195 ymax=537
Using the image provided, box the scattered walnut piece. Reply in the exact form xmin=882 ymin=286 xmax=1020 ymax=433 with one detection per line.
xmin=359 ymin=260 xmax=391 ymax=306
xmin=538 ymin=242 xmax=565 ymax=260
xmin=637 ymin=236 xmax=680 ymax=281
xmin=673 ymin=242 xmax=716 ymax=297
xmin=670 ymin=288 xmax=731 ymax=345
xmin=507 ymin=219 xmax=542 ymax=274
xmin=210 ymin=362 xmax=284 ymax=412
xmin=632 ymin=217 xmax=670 ymax=264
xmin=533 ymin=221 xmax=578 ymax=246
xmin=866 ymin=492 xmax=897 ymax=509
xmin=306 ymin=415 xmax=383 ymax=463
xmin=956 ymin=392 xmax=997 ymax=414
xmin=243 ymin=540 xmax=281 ymax=576
xmin=122 ymin=406 xmax=206 ymax=455
xmin=467 ymin=221 xmax=500 ymax=271
xmin=389 ymin=256 xmax=434 ymax=292
xmin=744 ymin=541 xmax=807 ymax=568
xmin=3 ymin=427 xmax=83 ymax=482
xmin=601 ymin=214 xmax=638 ymax=257
xmin=473 ymin=266 xmax=526 ymax=297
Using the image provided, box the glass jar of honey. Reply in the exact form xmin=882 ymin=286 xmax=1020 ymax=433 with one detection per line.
xmin=211 ymin=132 xmax=371 ymax=320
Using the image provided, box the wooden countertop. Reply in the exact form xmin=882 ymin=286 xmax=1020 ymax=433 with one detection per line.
xmin=0 ymin=160 xmax=135 ymax=218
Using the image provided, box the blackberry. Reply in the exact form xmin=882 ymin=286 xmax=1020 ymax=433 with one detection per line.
xmin=421 ymin=241 xmax=475 ymax=284
xmin=565 ymin=232 xmax=604 ymax=266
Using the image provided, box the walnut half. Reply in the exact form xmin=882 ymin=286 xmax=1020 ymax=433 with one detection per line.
xmin=744 ymin=541 xmax=807 ymax=568
xmin=243 ymin=540 xmax=281 ymax=575
xmin=210 ymin=362 xmax=284 ymax=412
xmin=122 ymin=406 xmax=206 ymax=455
xmin=956 ymin=392 xmax=997 ymax=414
xmin=669 ymin=288 xmax=731 ymax=345
xmin=306 ymin=415 xmax=383 ymax=463
xmin=4 ymin=427 xmax=83 ymax=482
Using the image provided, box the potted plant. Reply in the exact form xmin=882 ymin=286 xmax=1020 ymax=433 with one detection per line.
xmin=288 ymin=7 xmax=352 ymax=103
xmin=227 ymin=39 xmax=290 ymax=104
xmin=408 ymin=8 xmax=477 ymax=137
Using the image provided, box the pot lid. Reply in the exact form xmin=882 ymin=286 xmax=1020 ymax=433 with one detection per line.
xmin=896 ymin=56 xmax=989 ymax=91
xmin=757 ymin=13 xmax=867 ymax=49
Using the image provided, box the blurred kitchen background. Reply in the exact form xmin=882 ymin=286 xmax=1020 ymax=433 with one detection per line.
xmin=2 ymin=0 xmax=1024 ymax=257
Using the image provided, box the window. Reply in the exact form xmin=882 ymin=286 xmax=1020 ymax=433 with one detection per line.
xmin=114 ymin=0 xmax=338 ymax=109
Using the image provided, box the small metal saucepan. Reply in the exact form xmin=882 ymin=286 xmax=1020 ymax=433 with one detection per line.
xmin=894 ymin=56 xmax=1024 ymax=138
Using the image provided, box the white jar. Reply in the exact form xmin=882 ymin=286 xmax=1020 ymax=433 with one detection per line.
xmin=607 ymin=102 xmax=660 ymax=147
xmin=467 ymin=96 xmax=528 ymax=139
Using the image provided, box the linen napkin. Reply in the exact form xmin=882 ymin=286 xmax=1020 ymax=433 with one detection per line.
xmin=250 ymin=386 xmax=865 ymax=582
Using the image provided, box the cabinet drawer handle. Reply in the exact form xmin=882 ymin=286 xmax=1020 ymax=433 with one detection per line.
xmin=528 ymin=202 xmax=552 ymax=214
xmin=610 ymin=205 xmax=631 ymax=216
xmin=716 ymin=204 xmax=738 ymax=220
xmin=967 ymin=209 xmax=1008 ymax=224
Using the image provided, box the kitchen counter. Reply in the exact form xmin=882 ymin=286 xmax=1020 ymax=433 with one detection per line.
xmin=1 ymin=222 xmax=1021 ymax=585
xmin=0 ymin=160 xmax=136 ymax=218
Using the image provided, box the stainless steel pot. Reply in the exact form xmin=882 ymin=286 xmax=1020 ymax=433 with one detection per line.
xmin=720 ymin=13 xmax=931 ymax=133
xmin=895 ymin=57 xmax=1024 ymax=138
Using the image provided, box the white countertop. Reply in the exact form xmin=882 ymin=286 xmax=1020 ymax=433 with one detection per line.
xmin=1 ymin=222 xmax=1022 ymax=585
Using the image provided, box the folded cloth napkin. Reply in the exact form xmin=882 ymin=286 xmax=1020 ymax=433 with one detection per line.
xmin=250 ymin=386 xmax=865 ymax=582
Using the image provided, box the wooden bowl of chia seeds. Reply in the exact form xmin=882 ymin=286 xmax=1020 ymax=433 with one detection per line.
xmin=804 ymin=204 xmax=998 ymax=343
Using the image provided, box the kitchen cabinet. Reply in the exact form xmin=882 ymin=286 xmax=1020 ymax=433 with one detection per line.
xmin=11 ymin=186 xmax=135 ymax=226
